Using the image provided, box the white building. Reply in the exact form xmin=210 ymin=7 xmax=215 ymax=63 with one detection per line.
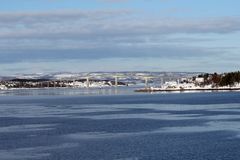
xmin=195 ymin=77 xmax=204 ymax=83
xmin=164 ymin=81 xmax=178 ymax=87
xmin=0 ymin=85 xmax=7 ymax=90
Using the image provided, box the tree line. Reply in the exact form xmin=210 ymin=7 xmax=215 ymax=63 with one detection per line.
xmin=198 ymin=71 xmax=240 ymax=86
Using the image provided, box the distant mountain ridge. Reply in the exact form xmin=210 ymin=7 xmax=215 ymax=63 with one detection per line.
xmin=0 ymin=72 xmax=201 ymax=84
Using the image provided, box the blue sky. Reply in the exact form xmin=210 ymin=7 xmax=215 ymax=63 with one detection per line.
xmin=0 ymin=0 xmax=240 ymax=75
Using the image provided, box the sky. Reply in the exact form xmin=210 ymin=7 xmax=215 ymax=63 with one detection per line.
xmin=0 ymin=0 xmax=240 ymax=75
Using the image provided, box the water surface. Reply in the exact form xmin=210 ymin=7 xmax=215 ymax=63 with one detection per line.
xmin=0 ymin=89 xmax=240 ymax=160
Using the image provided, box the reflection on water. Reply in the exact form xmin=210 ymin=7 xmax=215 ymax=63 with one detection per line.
xmin=0 ymin=91 xmax=240 ymax=160
xmin=0 ymin=143 xmax=78 ymax=160
xmin=0 ymin=124 xmax=57 ymax=133
xmin=0 ymin=87 xmax=136 ymax=96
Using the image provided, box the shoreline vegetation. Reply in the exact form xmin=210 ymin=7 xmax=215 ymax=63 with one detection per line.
xmin=136 ymin=71 xmax=240 ymax=92
xmin=0 ymin=79 xmax=127 ymax=90
xmin=0 ymin=71 xmax=240 ymax=93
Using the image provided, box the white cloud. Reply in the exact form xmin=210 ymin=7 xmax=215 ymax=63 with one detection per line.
xmin=0 ymin=9 xmax=239 ymax=72
xmin=1 ymin=10 xmax=240 ymax=40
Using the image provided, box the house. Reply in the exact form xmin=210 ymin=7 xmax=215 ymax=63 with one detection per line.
xmin=195 ymin=77 xmax=204 ymax=83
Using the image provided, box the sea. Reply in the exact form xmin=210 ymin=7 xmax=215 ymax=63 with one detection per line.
xmin=0 ymin=87 xmax=240 ymax=160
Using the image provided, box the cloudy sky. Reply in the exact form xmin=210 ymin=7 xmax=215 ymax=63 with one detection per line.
xmin=0 ymin=0 xmax=240 ymax=75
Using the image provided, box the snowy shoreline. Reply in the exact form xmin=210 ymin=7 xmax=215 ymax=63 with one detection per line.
xmin=135 ymin=87 xmax=240 ymax=92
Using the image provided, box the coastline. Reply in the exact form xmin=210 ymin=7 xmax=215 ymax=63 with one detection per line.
xmin=135 ymin=87 xmax=240 ymax=92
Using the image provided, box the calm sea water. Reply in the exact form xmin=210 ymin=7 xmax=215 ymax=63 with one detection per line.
xmin=0 ymin=88 xmax=240 ymax=160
